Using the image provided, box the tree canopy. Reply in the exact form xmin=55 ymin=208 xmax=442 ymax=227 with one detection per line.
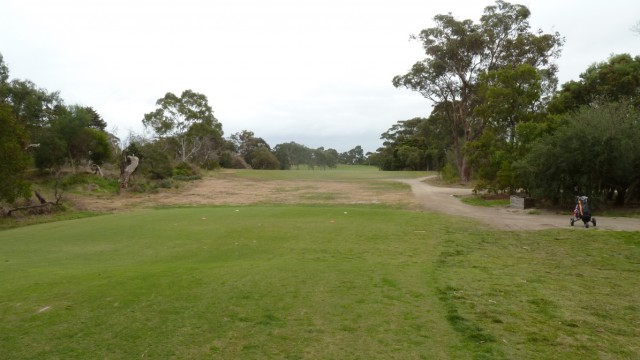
xmin=548 ymin=54 xmax=640 ymax=113
xmin=516 ymin=102 xmax=640 ymax=206
xmin=393 ymin=0 xmax=563 ymax=180
xmin=143 ymin=90 xmax=223 ymax=163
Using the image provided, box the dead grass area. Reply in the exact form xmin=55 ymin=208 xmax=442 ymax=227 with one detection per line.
xmin=70 ymin=177 xmax=420 ymax=212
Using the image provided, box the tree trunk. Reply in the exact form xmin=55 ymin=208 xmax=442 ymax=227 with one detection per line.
xmin=460 ymin=157 xmax=471 ymax=182
xmin=452 ymin=144 xmax=471 ymax=182
xmin=119 ymin=155 xmax=139 ymax=189
xmin=614 ymin=187 xmax=627 ymax=206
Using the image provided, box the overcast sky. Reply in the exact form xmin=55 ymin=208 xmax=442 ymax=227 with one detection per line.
xmin=1 ymin=0 xmax=639 ymax=153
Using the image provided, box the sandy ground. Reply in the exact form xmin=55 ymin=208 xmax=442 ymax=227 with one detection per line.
xmin=73 ymin=174 xmax=640 ymax=231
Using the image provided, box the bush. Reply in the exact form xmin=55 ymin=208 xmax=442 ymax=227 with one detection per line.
xmin=159 ymin=179 xmax=173 ymax=189
xmin=129 ymin=142 xmax=173 ymax=180
xmin=173 ymin=161 xmax=200 ymax=177
xmin=516 ymin=102 xmax=640 ymax=206
xmin=440 ymin=163 xmax=459 ymax=183
xmin=199 ymin=158 xmax=220 ymax=171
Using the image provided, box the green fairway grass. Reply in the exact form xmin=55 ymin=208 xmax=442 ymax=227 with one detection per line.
xmin=211 ymin=165 xmax=430 ymax=181
xmin=1 ymin=205 xmax=639 ymax=359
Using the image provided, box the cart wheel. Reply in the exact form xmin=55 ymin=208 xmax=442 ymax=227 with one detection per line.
xmin=585 ymin=223 xmax=589 ymax=228
xmin=592 ymin=218 xmax=596 ymax=227
xmin=570 ymin=218 xmax=575 ymax=226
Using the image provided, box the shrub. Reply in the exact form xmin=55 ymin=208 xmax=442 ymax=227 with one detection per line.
xmin=173 ymin=161 xmax=200 ymax=177
xmin=440 ymin=163 xmax=459 ymax=183
xmin=159 ymin=179 xmax=173 ymax=189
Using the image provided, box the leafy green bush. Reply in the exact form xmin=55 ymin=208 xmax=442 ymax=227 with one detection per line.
xmin=127 ymin=141 xmax=173 ymax=180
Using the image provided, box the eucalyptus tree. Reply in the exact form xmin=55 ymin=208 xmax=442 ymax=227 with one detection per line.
xmin=393 ymin=0 xmax=563 ymax=180
xmin=143 ymin=90 xmax=223 ymax=162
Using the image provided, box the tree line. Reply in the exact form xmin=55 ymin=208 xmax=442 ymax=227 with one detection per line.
xmin=2 ymin=0 xmax=639 ymax=209
xmin=371 ymin=0 xmax=640 ymax=207
xmin=0 ymin=54 xmax=367 ymax=205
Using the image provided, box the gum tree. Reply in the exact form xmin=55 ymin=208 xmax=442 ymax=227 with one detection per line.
xmin=143 ymin=90 xmax=223 ymax=162
xmin=393 ymin=0 xmax=563 ymax=180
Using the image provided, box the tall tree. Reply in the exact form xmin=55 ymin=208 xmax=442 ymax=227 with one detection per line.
xmin=464 ymin=63 xmax=544 ymax=192
xmin=393 ymin=0 xmax=563 ymax=180
xmin=143 ymin=90 xmax=222 ymax=162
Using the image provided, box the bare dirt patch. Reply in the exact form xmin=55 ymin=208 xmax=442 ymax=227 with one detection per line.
xmin=71 ymin=176 xmax=419 ymax=212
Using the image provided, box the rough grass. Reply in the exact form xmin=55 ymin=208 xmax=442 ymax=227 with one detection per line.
xmin=435 ymin=228 xmax=640 ymax=359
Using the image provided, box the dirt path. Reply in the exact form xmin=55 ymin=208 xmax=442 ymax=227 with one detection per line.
xmin=401 ymin=177 xmax=640 ymax=231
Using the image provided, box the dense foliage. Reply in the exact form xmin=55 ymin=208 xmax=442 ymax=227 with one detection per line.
xmin=516 ymin=103 xmax=640 ymax=206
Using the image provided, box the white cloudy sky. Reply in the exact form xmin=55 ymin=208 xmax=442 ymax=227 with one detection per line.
xmin=1 ymin=0 xmax=639 ymax=152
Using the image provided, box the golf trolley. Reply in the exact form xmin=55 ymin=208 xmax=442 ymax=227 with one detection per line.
xmin=570 ymin=196 xmax=596 ymax=228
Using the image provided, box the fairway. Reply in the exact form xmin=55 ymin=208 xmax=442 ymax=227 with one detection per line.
xmin=1 ymin=204 xmax=639 ymax=359
xmin=1 ymin=206 xmax=465 ymax=359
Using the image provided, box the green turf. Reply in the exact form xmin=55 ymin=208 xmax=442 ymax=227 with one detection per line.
xmin=1 ymin=205 xmax=638 ymax=359
xmin=211 ymin=165 xmax=430 ymax=181
xmin=460 ymin=195 xmax=510 ymax=208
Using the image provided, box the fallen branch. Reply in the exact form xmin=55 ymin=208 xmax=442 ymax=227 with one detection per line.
xmin=6 ymin=186 xmax=64 ymax=216
xmin=6 ymin=202 xmax=57 ymax=216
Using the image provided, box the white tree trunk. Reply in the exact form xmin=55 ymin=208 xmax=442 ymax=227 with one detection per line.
xmin=119 ymin=155 xmax=139 ymax=189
